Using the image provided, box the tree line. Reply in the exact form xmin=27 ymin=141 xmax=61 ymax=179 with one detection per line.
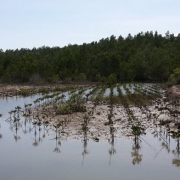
xmin=0 ymin=31 xmax=180 ymax=84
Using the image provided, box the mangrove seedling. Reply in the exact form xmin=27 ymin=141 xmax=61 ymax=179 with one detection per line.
xmin=131 ymin=124 xmax=143 ymax=146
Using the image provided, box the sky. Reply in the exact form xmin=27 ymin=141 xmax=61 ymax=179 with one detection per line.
xmin=1 ymin=0 xmax=180 ymax=50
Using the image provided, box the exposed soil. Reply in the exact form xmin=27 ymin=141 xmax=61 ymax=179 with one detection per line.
xmin=0 ymin=83 xmax=92 ymax=97
xmin=166 ymin=85 xmax=180 ymax=99
xmin=32 ymin=97 xmax=180 ymax=141
xmin=2 ymin=84 xmax=180 ymax=141
xmin=0 ymin=84 xmax=53 ymax=92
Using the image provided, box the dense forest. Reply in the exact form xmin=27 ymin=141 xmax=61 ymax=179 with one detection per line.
xmin=0 ymin=31 xmax=180 ymax=84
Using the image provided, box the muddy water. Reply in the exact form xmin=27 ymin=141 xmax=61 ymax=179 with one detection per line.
xmin=0 ymin=95 xmax=179 ymax=180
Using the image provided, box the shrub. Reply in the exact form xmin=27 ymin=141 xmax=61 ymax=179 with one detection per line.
xmin=56 ymin=102 xmax=86 ymax=115
xmin=107 ymin=73 xmax=117 ymax=86
xmin=168 ymin=68 xmax=180 ymax=86
xmin=19 ymin=89 xmax=30 ymax=96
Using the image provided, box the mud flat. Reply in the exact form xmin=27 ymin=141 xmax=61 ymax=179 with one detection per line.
xmin=31 ymin=95 xmax=180 ymax=142
xmin=3 ymin=83 xmax=180 ymax=141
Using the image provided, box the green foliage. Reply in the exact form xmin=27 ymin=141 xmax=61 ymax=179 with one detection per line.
xmin=56 ymin=104 xmax=72 ymax=115
xmin=96 ymin=73 xmax=106 ymax=84
xmin=75 ymin=73 xmax=87 ymax=82
xmin=46 ymin=74 xmax=59 ymax=83
xmin=29 ymin=73 xmax=43 ymax=84
xmin=19 ymin=89 xmax=30 ymax=96
xmin=56 ymin=93 xmax=86 ymax=115
xmin=171 ymin=130 xmax=180 ymax=139
xmin=168 ymin=68 xmax=180 ymax=86
xmin=0 ymin=31 xmax=180 ymax=83
xmin=107 ymin=73 xmax=117 ymax=86
xmin=56 ymin=103 xmax=86 ymax=115
xmin=131 ymin=125 xmax=142 ymax=136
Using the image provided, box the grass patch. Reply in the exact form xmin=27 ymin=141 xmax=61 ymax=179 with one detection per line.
xmin=19 ymin=89 xmax=30 ymax=96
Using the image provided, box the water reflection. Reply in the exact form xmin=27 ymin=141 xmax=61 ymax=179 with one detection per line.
xmin=1 ymin=97 xmax=180 ymax=171
xmin=172 ymin=132 xmax=180 ymax=168
xmin=130 ymin=124 xmax=143 ymax=165
xmin=131 ymin=138 xmax=142 ymax=165
xmin=82 ymin=137 xmax=89 ymax=165
xmin=54 ymin=139 xmax=61 ymax=153
xmin=49 ymin=119 xmax=69 ymax=153
xmin=32 ymin=126 xmax=39 ymax=147
xmin=108 ymin=125 xmax=116 ymax=165
xmin=8 ymin=107 xmax=24 ymax=142
xmin=1 ymin=86 xmax=180 ymax=179
xmin=0 ymin=114 xmax=2 ymax=138
xmin=81 ymin=114 xmax=90 ymax=165
xmin=1 ymin=108 xmax=180 ymax=180
xmin=152 ymin=128 xmax=171 ymax=159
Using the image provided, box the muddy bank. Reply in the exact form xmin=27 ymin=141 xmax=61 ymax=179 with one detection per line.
xmin=0 ymin=83 xmax=93 ymax=97
xmin=31 ymin=97 xmax=180 ymax=141
xmin=166 ymin=85 xmax=180 ymax=99
xmin=3 ymin=83 xmax=180 ymax=142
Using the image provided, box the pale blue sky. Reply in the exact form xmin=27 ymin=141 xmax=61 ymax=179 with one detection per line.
xmin=1 ymin=0 xmax=180 ymax=50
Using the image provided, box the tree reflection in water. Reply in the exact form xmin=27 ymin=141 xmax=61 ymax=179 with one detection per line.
xmin=3 ymin=97 xmax=180 ymax=169
xmin=82 ymin=135 xmax=89 ymax=166
xmin=131 ymin=125 xmax=143 ymax=165
xmin=31 ymin=122 xmax=38 ymax=147
xmin=0 ymin=114 xmax=2 ymax=138
xmin=30 ymin=116 xmax=46 ymax=147
xmin=9 ymin=106 xmax=23 ymax=142
xmin=21 ymin=117 xmax=28 ymax=134
xmin=5 ymin=110 xmax=19 ymax=141
xmin=51 ymin=119 xmax=68 ymax=153
xmin=153 ymin=128 xmax=171 ymax=159
xmin=81 ymin=114 xmax=90 ymax=166
xmin=171 ymin=131 xmax=180 ymax=168
xmin=131 ymin=138 xmax=142 ymax=165
xmin=54 ymin=139 xmax=61 ymax=153
xmin=108 ymin=125 xmax=116 ymax=165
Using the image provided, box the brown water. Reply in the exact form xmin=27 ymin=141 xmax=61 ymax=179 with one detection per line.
xmin=0 ymin=95 xmax=179 ymax=180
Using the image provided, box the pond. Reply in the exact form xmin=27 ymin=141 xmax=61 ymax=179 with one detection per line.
xmin=0 ymin=86 xmax=180 ymax=180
